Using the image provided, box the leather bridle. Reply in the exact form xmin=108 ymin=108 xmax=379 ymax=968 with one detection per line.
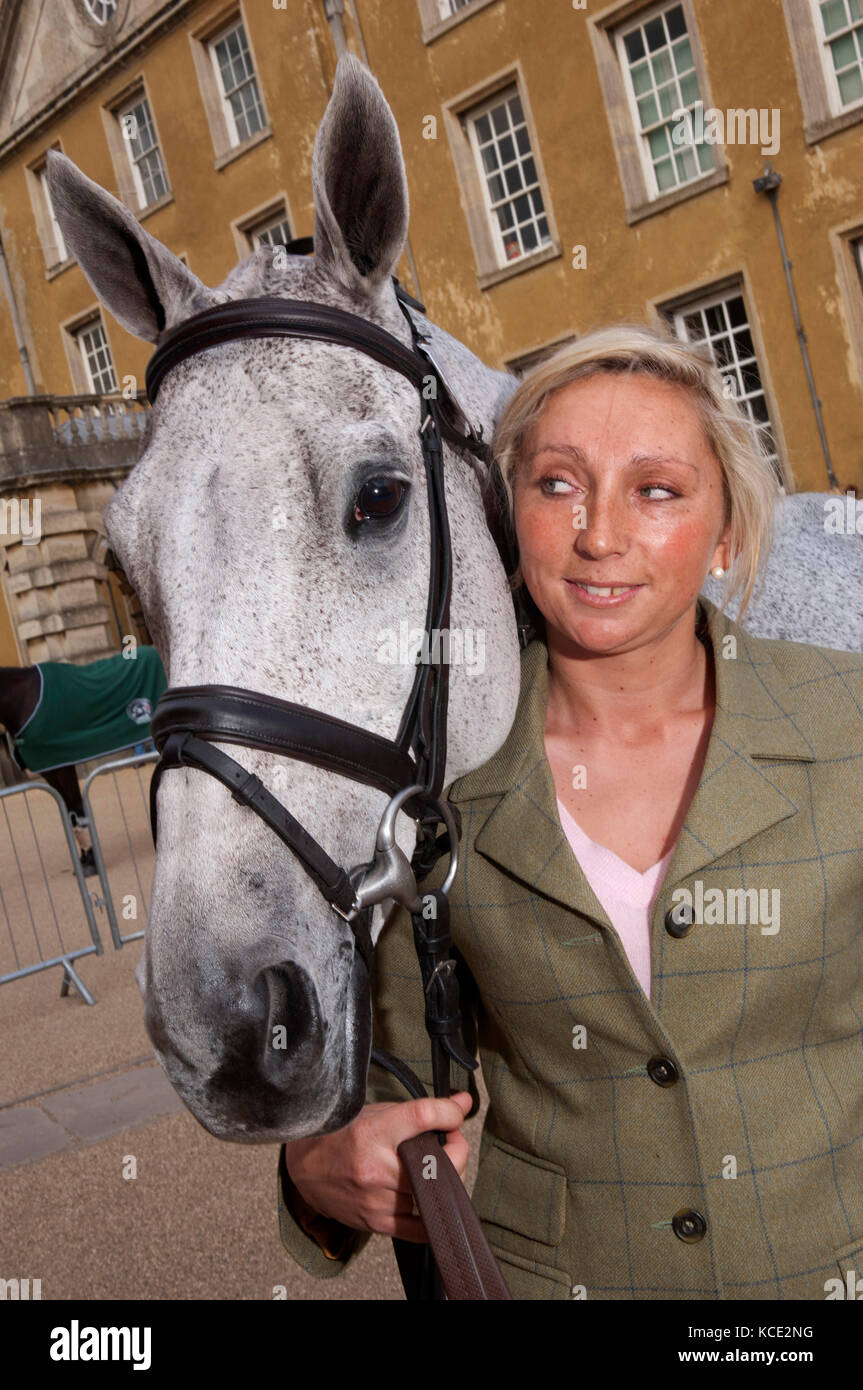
xmin=143 ymin=269 xmax=514 ymax=1300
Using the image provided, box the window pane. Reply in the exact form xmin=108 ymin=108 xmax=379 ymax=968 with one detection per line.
xmin=651 ymin=51 xmax=673 ymax=84
xmin=631 ymin=61 xmax=652 ymax=95
xmin=537 ymin=216 xmax=549 ymax=240
xmin=522 ymin=155 xmax=537 ymax=185
xmin=658 ymin=84 xmax=677 ymax=118
xmin=680 ymin=72 xmax=700 ymax=104
xmin=726 ymin=296 xmax=748 ymax=328
xmin=674 ymin=147 xmax=696 ymax=181
xmin=489 ymin=173 xmax=505 ymax=201
xmin=696 ymin=140 xmax=715 ymax=172
xmin=820 ymin=0 xmax=848 ymax=35
xmin=498 ymin=133 xmax=515 ymax=163
xmin=837 ymin=65 xmax=863 ymax=102
xmin=733 ymin=325 xmax=755 ymax=356
xmin=655 ymin=158 xmax=675 ymax=190
xmin=624 ymin=28 xmax=646 ymax=62
xmin=515 ymin=125 xmax=530 ymax=155
xmin=666 ymin=4 xmax=687 ymax=40
xmin=831 ymin=32 xmax=857 ymax=68
xmin=522 ymin=222 xmax=538 ymax=251
xmin=648 ymin=125 xmax=670 ymax=157
xmin=705 ymin=304 xmax=725 ymax=335
xmin=638 ymin=93 xmax=659 ymax=126
xmin=508 ymin=94 xmax=524 ymax=124
xmin=491 ymin=103 xmax=509 ymax=135
xmin=504 ymin=164 xmax=522 ymax=194
xmin=514 ymin=193 xmax=531 ymax=221
xmin=481 ymin=143 xmax=499 ymax=172
xmin=645 ymin=16 xmax=665 ymax=50
xmin=475 ymin=113 xmax=491 ymax=143
xmin=672 ymin=36 xmax=694 ymax=72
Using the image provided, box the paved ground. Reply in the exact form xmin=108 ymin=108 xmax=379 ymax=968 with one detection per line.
xmin=0 ymin=774 xmax=485 ymax=1300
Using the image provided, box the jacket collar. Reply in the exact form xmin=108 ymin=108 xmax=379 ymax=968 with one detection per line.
xmin=448 ymin=597 xmax=816 ymax=921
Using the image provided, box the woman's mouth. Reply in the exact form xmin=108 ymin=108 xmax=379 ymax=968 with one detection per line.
xmin=565 ymin=580 xmax=643 ymax=607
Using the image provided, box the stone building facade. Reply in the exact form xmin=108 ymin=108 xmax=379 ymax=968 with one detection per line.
xmin=0 ymin=0 xmax=861 ymax=668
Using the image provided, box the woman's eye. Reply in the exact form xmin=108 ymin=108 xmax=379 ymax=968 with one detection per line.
xmin=641 ymin=484 xmax=680 ymax=499
xmin=354 ymin=477 xmax=407 ymax=522
xmin=541 ymin=475 xmax=575 ymax=495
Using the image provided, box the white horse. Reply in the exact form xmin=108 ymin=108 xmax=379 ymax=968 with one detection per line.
xmin=46 ymin=54 xmax=861 ymax=1146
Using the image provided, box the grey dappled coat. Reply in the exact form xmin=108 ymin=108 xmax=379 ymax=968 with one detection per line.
xmin=278 ymin=596 xmax=863 ymax=1300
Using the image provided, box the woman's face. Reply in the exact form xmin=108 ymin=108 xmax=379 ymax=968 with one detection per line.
xmin=513 ymin=371 xmax=732 ymax=654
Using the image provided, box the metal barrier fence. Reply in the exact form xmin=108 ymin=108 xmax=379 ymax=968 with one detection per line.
xmin=0 ymin=781 xmax=103 ymax=1005
xmin=81 ymin=750 xmax=158 ymax=950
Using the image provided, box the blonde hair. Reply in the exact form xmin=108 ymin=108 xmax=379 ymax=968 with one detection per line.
xmin=492 ymin=321 xmax=785 ymax=628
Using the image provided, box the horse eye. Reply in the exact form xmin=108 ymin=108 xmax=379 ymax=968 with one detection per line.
xmin=354 ymin=477 xmax=407 ymax=522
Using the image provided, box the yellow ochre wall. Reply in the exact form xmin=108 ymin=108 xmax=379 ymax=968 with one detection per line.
xmin=0 ymin=0 xmax=860 ymax=491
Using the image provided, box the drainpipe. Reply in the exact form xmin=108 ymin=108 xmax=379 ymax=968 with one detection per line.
xmin=0 ymin=231 xmax=36 ymax=396
xmin=320 ymin=0 xmax=425 ymax=305
xmin=753 ymin=165 xmax=838 ymax=490
xmin=323 ymin=0 xmax=348 ymax=56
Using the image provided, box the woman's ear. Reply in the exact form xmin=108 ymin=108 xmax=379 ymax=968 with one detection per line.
xmin=710 ymin=520 xmax=734 ymax=575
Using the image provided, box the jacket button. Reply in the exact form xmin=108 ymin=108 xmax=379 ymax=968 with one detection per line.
xmin=647 ymin=1055 xmax=679 ymax=1086
xmin=665 ymin=902 xmax=695 ymax=938
xmin=672 ymin=1208 xmax=707 ymax=1242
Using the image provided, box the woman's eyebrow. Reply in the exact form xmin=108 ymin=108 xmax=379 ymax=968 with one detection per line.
xmin=529 ymin=443 xmax=698 ymax=475
xmin=631 ymin=451 xmax=699 ymax=474
xmin=528 ymin=443 xmax=587 ymax=464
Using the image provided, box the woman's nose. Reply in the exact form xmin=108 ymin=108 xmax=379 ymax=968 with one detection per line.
xmin=573 ymin=492 xmax=629 ymax=557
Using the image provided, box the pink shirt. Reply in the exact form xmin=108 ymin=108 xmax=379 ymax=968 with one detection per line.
xmin=556 ymin=797 xmax=675 ymax=998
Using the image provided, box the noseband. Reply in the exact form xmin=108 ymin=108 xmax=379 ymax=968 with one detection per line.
xmin=143 ymin=273 xmax=513 ymax=1300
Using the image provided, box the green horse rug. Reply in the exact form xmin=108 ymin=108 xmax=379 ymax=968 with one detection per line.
xmin=12 ymin=647 xmax=167 ymax=774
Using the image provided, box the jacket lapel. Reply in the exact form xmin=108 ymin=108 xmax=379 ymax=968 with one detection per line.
xmin=449 ymin=598 xmax=816 ymax=921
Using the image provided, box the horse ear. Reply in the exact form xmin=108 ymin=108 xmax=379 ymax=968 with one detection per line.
xmin=44 ymin=151 xmax=211 ymax=343
xmin=311 ymin=52 xmax=409 ymax=297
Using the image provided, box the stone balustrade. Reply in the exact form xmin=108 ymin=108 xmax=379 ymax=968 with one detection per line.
xmin=0 ymin=392 xmax=151 ymax=665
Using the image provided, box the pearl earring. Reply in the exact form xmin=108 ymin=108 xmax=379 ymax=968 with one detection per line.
xmin=710 ymin=566 xmax=726 ymax=579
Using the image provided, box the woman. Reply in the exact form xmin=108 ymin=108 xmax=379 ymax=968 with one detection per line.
xmin=277 ymin=324 xmax=863 ymax=1300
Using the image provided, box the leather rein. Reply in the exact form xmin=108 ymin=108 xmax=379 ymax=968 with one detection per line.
xmin=143 ymin=272 xmax=513 ymax=1301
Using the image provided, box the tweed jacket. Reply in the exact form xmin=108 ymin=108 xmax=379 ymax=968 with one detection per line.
xmin=278 ymin=596 xmax=863 ymax=1300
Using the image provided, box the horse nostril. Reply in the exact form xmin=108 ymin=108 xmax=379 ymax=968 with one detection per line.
xmin=261 ymin=961 xmax=325 ymax=1078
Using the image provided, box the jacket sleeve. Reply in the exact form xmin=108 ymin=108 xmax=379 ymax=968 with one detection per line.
xmin=276 ymin=847 xmax=481 ymax=1279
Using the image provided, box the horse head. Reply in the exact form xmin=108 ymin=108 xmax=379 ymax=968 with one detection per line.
xmin=46 ymin=54 xmax=522 ymax=1142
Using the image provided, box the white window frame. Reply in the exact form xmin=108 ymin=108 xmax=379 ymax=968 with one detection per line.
xmin=670 ymin=287 xmax=780 ymax=473
xmin=83 ymin=0 xmax=118 ymax=23
xmin=466 ymin=86 xmax=552 ymax=272
xmin=39 ymin=166 xmax=67 ymax=265
xmin=75 ymin=318 xmax=118 ymax=395
xmin=208 ymin=18 xmax=266 ymax=149
xmin=417 ymin=0 xmax=500 ymax=41
xmin=116 ymin=93 xmax=170 ymax=210
xmin=615 ymin=0 xmax=715 ymax=202
xmin=506 ymin=334 xmax=578 ymax=379
xmin=813 ymin=0 xmax=863 ymax=115
xmin=247 ymin=210 xmax=292 ymax=250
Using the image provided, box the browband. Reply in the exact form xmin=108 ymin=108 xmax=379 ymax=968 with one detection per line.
xmin=145 ymin=295 xmax=491 ymax=463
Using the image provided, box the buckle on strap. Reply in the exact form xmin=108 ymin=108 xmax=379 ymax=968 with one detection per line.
xmin=230 ymin=767 xmax=264 ymax=804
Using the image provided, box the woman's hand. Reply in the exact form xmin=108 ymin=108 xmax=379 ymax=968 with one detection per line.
xmin=283 ymin=1093 xmax=473 ymax=1242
